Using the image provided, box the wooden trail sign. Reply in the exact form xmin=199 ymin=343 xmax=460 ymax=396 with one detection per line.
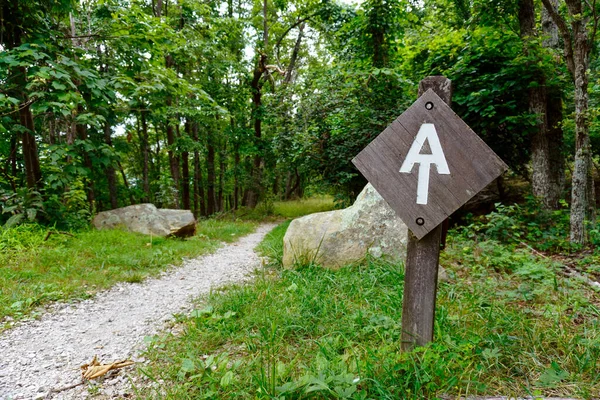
xmin=352 ymin=82 xmax=507 ymax=240
xmin=352 ymin=76 xmax=507 ymax=350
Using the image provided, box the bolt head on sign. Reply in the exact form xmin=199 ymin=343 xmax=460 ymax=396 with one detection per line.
xmin=352 ymin=89 xmax=508 ymax=239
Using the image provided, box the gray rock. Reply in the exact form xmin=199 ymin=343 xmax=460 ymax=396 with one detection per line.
xmin=92 ymin=204 xmax=196 ymax=238
xmin=283 ymin=184 xmax=408 ymax=268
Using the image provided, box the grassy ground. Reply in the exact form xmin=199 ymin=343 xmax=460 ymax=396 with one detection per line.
xmin=230 ymin=196 xmax=336 ymax=221
xmin=137 ymin=204 xmax=600 ymax=399
xmin=0 ymin=220 xmax=256 ymax=324
xmin=273 ymin=196 xmax=336 ymax=218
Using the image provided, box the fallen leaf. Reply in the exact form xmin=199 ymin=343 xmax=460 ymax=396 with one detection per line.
xmin=81 ymin=355 xmax=134 ymax=380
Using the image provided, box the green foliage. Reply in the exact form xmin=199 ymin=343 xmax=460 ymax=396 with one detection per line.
xmin=456 ymin=197 xmax=595 ymax=252
xmin=0 ymin=187 xmax=45 ymax=227
xmin=402 ymin=24 xmax=565 ymax=174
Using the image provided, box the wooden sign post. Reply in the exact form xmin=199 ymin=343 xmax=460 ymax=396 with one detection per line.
xmin=352 ymin=76 xmax=507 ymax=351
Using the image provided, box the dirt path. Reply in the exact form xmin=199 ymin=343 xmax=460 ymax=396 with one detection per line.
xmin=0 ymin=223 xmax=277 ymax=400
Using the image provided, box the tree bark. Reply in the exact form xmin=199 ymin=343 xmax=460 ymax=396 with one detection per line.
xmin=246 ymin=54 xmax=268 ymax=208
xmin=165 ymin=101 xmax=180 ymax=208
xmin=218 ymin=136 xmax=227 ymax=212
xmin=233 ymin=142 xmax=240 ymax=210
xmin=541 ymin=0 xmax=595 ymax=243
xmin=520 ymin=0 xmax=564 ymax=209
xmin=103 ymin=121 xmax=118 ymax=209
xmin=19 ymin=100 xmax=42 ymax=189
xmin=206 ymin=129 xmax=217 ymax=215
xmin=182 ymin=121 xmax=191 ymax=210
xmin=192 ymin=122 xmax=206 ymax=217
xmin=140 ymin=111 xmax=151 ymax=202
xmin=284 ymin=23 xmax=305 ymax=84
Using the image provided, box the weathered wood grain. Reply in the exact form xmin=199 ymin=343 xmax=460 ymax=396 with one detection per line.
xmin=352 ymin=82 xmax=507 ymax=239
xmin=400 ymin=77 xmax=452 ymax=351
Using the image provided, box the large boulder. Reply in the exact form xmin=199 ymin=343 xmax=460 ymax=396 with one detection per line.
xmin=92 ymin=204 xmax=196 ymax=238
xmin=283 ymin=184 xmax=408 ymax=268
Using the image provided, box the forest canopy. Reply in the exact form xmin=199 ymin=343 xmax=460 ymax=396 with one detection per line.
xmin=1 ymin=0 xmax=599 ymax=243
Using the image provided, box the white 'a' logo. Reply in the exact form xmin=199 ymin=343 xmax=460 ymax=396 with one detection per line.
xmin=399 ymin=123 xmax=450 ymax=205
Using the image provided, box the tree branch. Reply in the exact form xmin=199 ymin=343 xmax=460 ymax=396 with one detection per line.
xmin=0 ymin=98 xmax=37 ymax=117
xmin=541 ymin=0 xmax=576 ymax=76
xmin=273 ymin=10 xmax=321 ymax=52
xmin=60 ymin=34 xmax=126 ymax=40
xmin=265 ymin=64 xmax=286 ymax=75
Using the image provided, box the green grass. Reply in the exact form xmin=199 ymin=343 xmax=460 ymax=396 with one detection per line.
xmin=0 ymin=220 xmax=256 ymax=323
xmin=137 ymin=221 xmax=600 ymax=399
xmin=273 ymin=196 xmax=335 ymax=218
xmin=255 ymin=220 xmax=291 ymax=267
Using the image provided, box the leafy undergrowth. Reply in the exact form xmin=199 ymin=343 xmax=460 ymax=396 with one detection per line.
xmin=138 ymin=218 xmax=600 ymax=399
xmin=0 ymin=220 xmax=256 ymax=324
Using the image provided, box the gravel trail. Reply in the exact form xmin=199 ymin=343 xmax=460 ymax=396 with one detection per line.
xmin=0 ymin=223 xmax=277 ymax=400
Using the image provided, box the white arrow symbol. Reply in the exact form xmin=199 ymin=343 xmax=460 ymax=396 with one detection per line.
xmin=399 ymin=123 xmax=450 ymax=205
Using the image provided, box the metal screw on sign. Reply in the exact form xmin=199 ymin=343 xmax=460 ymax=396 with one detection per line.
xmin=425 ymin=102 xmax=434 ymax=110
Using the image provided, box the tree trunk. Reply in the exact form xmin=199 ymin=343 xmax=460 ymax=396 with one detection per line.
xmin=75 ymin=107 xmax=95 ymax=211
xmin=192 ymin=122 xmax=206 ymax=217
xmin=520 ymin=0 xmax=564 ymax=209
xmin=218 ymin=136 xmax=227 ymax=212
xmin=570 ymin=42 xmax=592 ymax=243
xmin=19 ymin=100 xmax=42 ymax=189
xmin=182 ymin=122 xmax=191 ymax=210
xmin=117 ymin=160 xmax=135 ymax=205
xmin=284 ymin=171 xmax=292 ymax=200
xmin=103 ymin=121 xmax=118 ymax=209
xmin=246 ymin=54 xmax=267 ymax=208
xmin=140 ymin=111 xmax=151 ymax=202
xmin=233 ymin=142 xmax=240 ymax=210
xmin=540 ymin=0 xmax=594 ymax=243
xmin=166 ymin=111 xmax=180 ymax=208
xmin=284 ymin=23 xmax=305 ymax=84
xmin=206 ymin=129 xmax=217 ymax=215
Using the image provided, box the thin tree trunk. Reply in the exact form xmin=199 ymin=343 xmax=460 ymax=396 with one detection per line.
xmin=9 ymin=134 xmax=18 ymax=183
xmin=166 ymin=108 xmax=180 ymax=208
xmin=218 ymin=136 xmax=226 ymax=212
xmin=206 ymin=129 xmax=217 ymax=215
xmin=140 ymin=111 xmax=150 ymax=202
xmin=182 ymin=122 xmax=191 ymax=210
xmin=233 ymin=142 xmax=240 ymax=210
xmin=117 ymin=160 xmax=134 ymax=205
xmin=19 ymin=101 xmax=42 ymax=189
xmin=284 ymin=171 xmax=292 ymax=200
xmin=75 ymin=107 xmax=95 ymax=211
xmin=192 ymin=122 xmax=206 ymax=217
xmin=246 ymin=54 xmax=267 ymax=208
xmin=284 ymin=23 xmax=305 ymax=84
xmin=103 ymin=121 xmax=118 ymax=209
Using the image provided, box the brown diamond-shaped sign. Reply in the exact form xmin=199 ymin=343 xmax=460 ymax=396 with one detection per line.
xmin=352 ymin=89 xmax=508 ymax=239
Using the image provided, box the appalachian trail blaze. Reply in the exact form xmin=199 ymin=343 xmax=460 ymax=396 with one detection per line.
xmin=352 ymin=76 xmax=508 ymax=352
xmin=399 ymin=123 xmax=450 ymax=205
